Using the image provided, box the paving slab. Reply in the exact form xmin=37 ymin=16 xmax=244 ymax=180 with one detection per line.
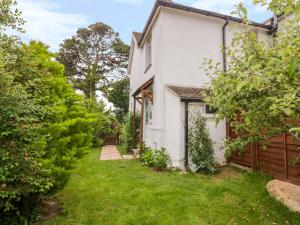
xmin=267 ymin=179 xmax=300 ymax=212
xmin=122 ymin=155 xmax=134 ymax=160
xmin=100 ymin=145 xmax=122 ymax=161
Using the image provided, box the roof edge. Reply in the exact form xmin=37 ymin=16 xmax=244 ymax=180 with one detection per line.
xmin=138 ymin=0 xmax=272 ymax=46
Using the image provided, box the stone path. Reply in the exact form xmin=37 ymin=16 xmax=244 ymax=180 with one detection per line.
xmin=267 ymin=179 xmax=300 ymax=212
xmin=100 ymin=145 xmax=122 ymax=161
xmin=122 ymin=155 xmax=134 ymax=160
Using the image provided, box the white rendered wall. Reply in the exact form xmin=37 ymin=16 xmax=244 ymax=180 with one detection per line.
xmin=187 ymin=103 xmax=227 ymax=166
xmin=128 ymin=6 xmax=271 ymax=168
xmin=164 ymin=88 xmax=185 ymax=169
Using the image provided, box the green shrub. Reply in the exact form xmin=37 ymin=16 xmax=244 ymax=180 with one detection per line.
xmin=0 ymin=41 xmax=97 ymax=223
xmin=188 ymin=116 xmax=216 ymax=173
xmin=121 ymin=112 xmax=140 ymax=151
xmin=85 ymin=100 xmax=119 ymax=147
xmin=141 ymin=148 xmax=169 ymax=170
xmin=17 ymin=41 xmax=97 ymax=192
xmin=0 ymin=57 xmax=52 ymax=224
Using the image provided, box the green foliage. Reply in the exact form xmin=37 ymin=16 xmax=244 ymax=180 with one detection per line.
xmin=121 ymin=112 xmax=140 ymax=151
xmin=141 ymin=148 xmax=169 ymax=170
xmin=253 ymin=0 xmax=299 ymax=15
xmin=188 ymin=116 xmax=216 ymax=173
xmin=205 ymin=0 xmax=300 ymax=158
xmin=14 ymin=41 xmax=97 ymax=192
xmin=57 ymin=22 xmax=129 ymax=101
xmin=0 ymin=2 xmax=52 ymax=222
xmin=0 ymin=54 xmax=52 ymax=224
xmin=0 ymin=0 xmax=24 ymax=32
xmin=0 ymin=40 xmax=98 ymax=223
xmin=0 ymin=2 xmax=124 ymax=223
xmin=104 ymin=77 xmax=129 ymax=123
xmin=85 ymin=99 xmax=120 ymax=147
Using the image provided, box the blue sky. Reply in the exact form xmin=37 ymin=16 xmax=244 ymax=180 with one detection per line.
xmin=17 ymin=0 xmax=272 ymax=52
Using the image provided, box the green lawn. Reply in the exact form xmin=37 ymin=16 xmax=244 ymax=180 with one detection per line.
xmin=117 ymin=144 xmax=129 ymax=155
xmin=41 ymin=149 xmax=300 ymax=225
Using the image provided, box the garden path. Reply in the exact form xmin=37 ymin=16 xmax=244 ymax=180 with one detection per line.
xmin=100 ymin=145 xmax=122 ymax=160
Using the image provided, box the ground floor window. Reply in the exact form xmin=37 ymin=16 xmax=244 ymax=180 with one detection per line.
xmin=145 ymin=98 xmax=152 ymax=124
xmin=205 ymin=104 xmax=217 ymax=115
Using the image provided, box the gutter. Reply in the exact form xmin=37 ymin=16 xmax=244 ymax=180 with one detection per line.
xmin=222 ymin=18 xmax=230 ymax=72
xmin=222 ymin=18 xmax=230 ymax=138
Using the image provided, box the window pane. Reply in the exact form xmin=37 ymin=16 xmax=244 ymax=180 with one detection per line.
xmin=205 ymin=104 xmax=217 ymax=114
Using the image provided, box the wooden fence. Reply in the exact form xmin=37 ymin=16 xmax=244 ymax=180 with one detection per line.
xmin=230 ymin=132 xmax=300 ymax=185
xmin=103 ymin=134 xmax=119 ymax=146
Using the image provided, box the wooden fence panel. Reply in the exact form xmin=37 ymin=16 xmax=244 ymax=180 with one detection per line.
xmin=231 ymin=132 xmax=300 ymax=185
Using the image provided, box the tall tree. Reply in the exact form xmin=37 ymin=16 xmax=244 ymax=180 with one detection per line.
xmin=104 ymin=77 xmax=129 ymax=122
xmin=0 ymin=0 xmax=23 ymax=33
xmin=205 ymin=0 xmax=300 ymax=158
xmin=57 ymin=22 xmax=129 ymax=101
xmin=0 ymin=0 xmax=24 ymax=63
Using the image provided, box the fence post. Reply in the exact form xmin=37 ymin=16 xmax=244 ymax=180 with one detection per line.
xmin=284 ymin=132 xmax=288 ymax=179
xmin=251 ymin=143 xmax=256 ymax=171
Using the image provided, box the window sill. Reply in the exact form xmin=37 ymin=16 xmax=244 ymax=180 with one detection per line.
xmin=144 ymin=64 xmax=152 ymax=74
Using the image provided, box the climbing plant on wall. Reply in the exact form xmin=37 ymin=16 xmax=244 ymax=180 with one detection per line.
xmin=188 ymin=112 xmax=216 ymax=174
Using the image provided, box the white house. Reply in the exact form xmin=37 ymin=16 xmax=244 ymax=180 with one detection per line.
xmin=128 ymin=0 xmax=278 ymax=170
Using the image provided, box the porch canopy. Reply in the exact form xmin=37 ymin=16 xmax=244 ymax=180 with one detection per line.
xmin=166 ymin=85 xmax=207 ymax=102
xmin=132 ymin=77 xmax=154 ymax=150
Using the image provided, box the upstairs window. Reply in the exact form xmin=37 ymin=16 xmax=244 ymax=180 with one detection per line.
xmin=145 ymin=37 xmax=152 ymax=71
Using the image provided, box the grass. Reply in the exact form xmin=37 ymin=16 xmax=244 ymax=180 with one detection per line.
xmin=117 ymin=144 xmax=129 ymax=155
xmin=40 ymin=149 xmax=300 ymax=225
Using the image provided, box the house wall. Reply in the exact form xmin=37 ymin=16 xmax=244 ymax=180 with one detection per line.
xmin=128 ymin=12 xmax=164 ymax=111
xmin=128 ymin=12 xmax=165 ymax=151
xmin=188 ymin=102 xmax=226 ymax=166
xmin=164 ymin=89 xmax=185 ymax=169
xmin=277 ymin=13 xmax=296 ymax=32
xmin=128 ymin=5 xmax=272 ymax=168
xmin=157 ymin=8 xmax=270 ymax=167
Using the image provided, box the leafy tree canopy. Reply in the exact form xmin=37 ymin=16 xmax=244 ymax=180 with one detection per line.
xmin=57 ymin=22 xmax=129 ymax=101
xmin=205 ymin=0 xmax=300 ymax=159
xmin=0 ymin=0 xmax=24 ymax=32
xmin=104 ymin=77 xmax=129 ymax=122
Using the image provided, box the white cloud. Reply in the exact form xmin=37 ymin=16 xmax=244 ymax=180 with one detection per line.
xmin=17 ymin=0 xmax=88 ymax=52
xmin=191 ymin=0 xmax=241 ymax=15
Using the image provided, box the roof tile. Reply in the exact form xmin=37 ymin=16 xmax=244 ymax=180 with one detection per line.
xmin=167 ymin=85 xmax=207 ymax=100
